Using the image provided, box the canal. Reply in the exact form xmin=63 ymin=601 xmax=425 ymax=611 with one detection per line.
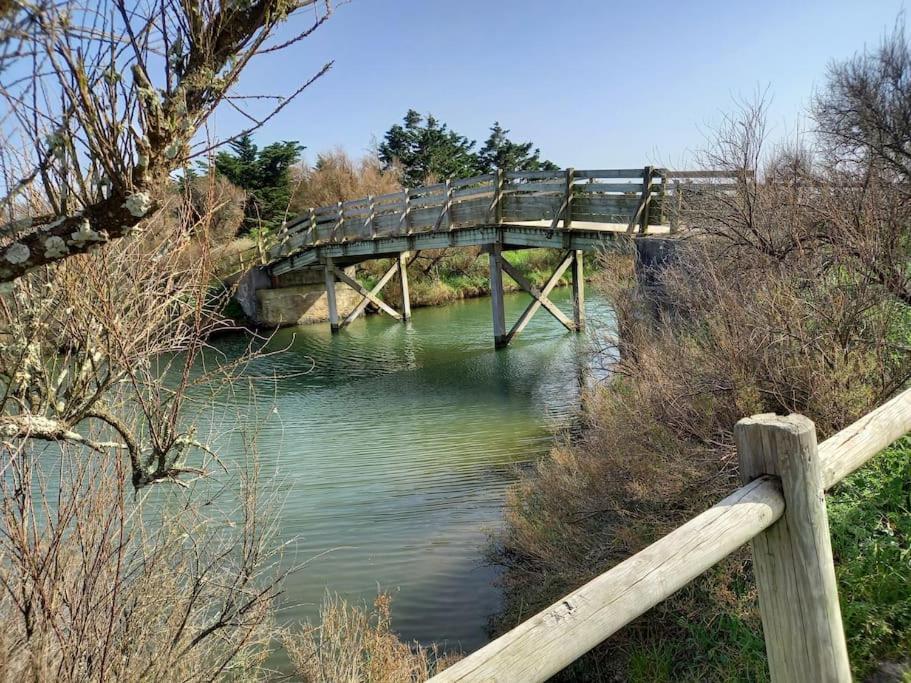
xmin=200 ymin=286 xmax=614 ymax=658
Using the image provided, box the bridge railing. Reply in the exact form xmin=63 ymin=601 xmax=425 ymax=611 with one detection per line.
xmin=428 ymin=387 xmax=911 ymax=682
xmin=268 ymin=167 xmax=742 ymax=261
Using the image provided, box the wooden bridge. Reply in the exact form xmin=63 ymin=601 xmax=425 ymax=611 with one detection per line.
xmin=262 ymin=167 xmax=733 ymax=346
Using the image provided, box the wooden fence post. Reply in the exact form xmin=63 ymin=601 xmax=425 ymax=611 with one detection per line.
xmin=734 ymin=414 xmax=851 ymax=683
xmin=639 ymin=165 xmax=653 ymax=234
xmin=564 ymin=167 xmax=575 ymax=228
xmin=493 ymin=169 xmax=504 ymax=224
xmin=367 ymin=195 xmax=376 ymax=238
xmin=670 ymin=180 xmax=680 ymax=233
xmin=333 ymin=201 xmax=343 ymax=242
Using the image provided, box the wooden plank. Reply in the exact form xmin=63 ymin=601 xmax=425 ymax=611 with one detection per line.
xmin=427 ymin=476 xmax=785 ymax=683
xmin=664 ymin=169 xmax=740 ymax=179
xmin=571 ymin=195 xmax=640 ymax=215
xmin=819 ymin=386 xmax=911 ymax=489
xmin=409 ymin=193 xmax=446 ymax=209
xmin=501 ymin=256 xmax=575 ymax=333
xmin=372 ymin=190 xmax=406 ymax=204
xmin=451 ymin=173 xmax=495 ymax=188
xmin=575 ymin=182 xmax=647 ymax=193
xmin=410 ymin=181 xmax=448 ymax=194
xmin=505 ymin=169 xmax=564 ymax=181
xmin=503 ymin=181 xmax=566 ymax=193
xmin=453 ymin=185 xmax=495 ymax=200
xmin=736 ymin=415 xmax=850 ymax=682
xmin=336 ymin=263 xmax=401 ymax=325
xmin=572 ymin=169 xmax=645 ymax=179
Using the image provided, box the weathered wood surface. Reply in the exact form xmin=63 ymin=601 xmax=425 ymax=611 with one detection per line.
xmin=571 ymin=250 xmax=584 ymax=330
xmin=736 ymin=414 xmax=850 ymax=682
xmin=819 ymin=387 xmax=911 ymax=489
xmin=488 ymin=243 xmax=507 ymax=348
xmin=428 ymin=477 xmax=786 ymax=683
xmin=501 ymin=252 xmax=575 ymax=344
xmin=267 ymin=167 xmax=739 ymax=265
xmin=337 ymin=261 xmax=400 ymax=327
xmin=429 ymin=386 xmax=911 ymax=683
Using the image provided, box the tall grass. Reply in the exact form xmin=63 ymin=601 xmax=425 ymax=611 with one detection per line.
xmin=284 ymin=593 xmax=458 ymax=682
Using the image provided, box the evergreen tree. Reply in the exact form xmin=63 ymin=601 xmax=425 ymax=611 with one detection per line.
xmin=212 ymin=135 xmax=304 ymax=232
xmin=477 ymin=122 xmax=558 ymax=173
xmin=378 ymin=110 xmax=480 ymax=187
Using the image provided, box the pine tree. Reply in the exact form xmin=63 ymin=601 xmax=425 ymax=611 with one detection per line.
xmin=477 ymin=122 xmax=558 ymax=174
xmin=212 ymin=135 xmax=304 ymax=233
xmin=378 ymin=110 xmax=480 ymax=187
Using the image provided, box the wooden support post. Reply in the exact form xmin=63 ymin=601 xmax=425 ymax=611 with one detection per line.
xmin=488 ymin=242 xmax=507 ymax=347
xmin=572 ymin=250 xmax=584 ymax=331
xmin=335 ymin=263 xmax=402 ymax=326
xmin=492 ymin=169 xmax=504 ymax=224
xmin=670 ymin=179 xmax=681 ymax=233
xmin=735 ymin=414 xmax=851 ymax=683
xmin=564 ymin=167 xmax=574 ymax=228
xmin=400 ymin=189 xmax=411 ymax=234
xmin=308 ymin=207 xmax=317 ymax=243
xmin=639 ymin=165 xmax=653 ymax=234
xmin=323 ymin=258 xmax=339 ymax=333
xmin=367 ymin=195 xmax=376 ymax=238
xmin=503 ymin=251 xmax=574 ymax=345
xmin=398 ymin=251 xmax=411 ymax=321
xmin=333 ymin=201 xmax=343 ymax=242
xmin=656 ymin=169 xmax=667 ymax=225
xmin=500 ymin=256 xmax=575 ymax=333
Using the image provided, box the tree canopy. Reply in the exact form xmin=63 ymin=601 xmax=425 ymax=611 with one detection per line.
xmin=378 ymin=110 xmax=480 ymax=187
xmin=477 ymin=122 xmax=558 ymax=174
xmin=213 ymin=135 xmax=304 ymax=233
xmin=378 ymin=111 xmax=558 ymax=187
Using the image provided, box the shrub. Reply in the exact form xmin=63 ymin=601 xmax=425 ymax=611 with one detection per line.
xmin=285 ymin=593 xmax=458 ymax=682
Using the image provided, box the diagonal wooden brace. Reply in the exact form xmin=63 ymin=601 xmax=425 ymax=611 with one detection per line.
xmin=502 ymin=251 xmax=576 ymax=344
xmin=336 ymin=263 xmax=401 ymax=327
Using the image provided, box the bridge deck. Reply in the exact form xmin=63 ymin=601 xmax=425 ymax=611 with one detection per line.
xmin=258 ymin=167 xmax=732 ymax=345
xmin=269 ymin=221 xmax=666 ymax=274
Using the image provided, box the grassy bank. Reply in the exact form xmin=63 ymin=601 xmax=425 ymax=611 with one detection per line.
xmin=618 ymin=439 xmax=911 ymax=682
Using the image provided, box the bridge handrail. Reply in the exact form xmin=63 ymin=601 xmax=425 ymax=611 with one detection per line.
xmin=428 ymin=386 xmax=911 ymax=682
xmin=268 ymin=167 xmax=741 ymax=262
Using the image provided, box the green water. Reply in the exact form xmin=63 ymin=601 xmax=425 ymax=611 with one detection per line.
xmin=203 ymin=287 xmax=614 ymax=654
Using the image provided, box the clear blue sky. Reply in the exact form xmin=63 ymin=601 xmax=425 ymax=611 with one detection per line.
xmin=209 ymin=0 xmax=907 ymax=169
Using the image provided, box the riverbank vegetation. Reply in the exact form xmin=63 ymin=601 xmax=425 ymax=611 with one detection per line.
xmin=286 ymin=593 xmax=458 ymax=682
xmin=489 ymin=27 xmax=911 ymax=682
xmin=0 ymin=2 xmax=335 ymax=679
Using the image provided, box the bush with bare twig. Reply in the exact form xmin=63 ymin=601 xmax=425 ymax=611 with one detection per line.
xmin=492 ymin=29 xmax=911 ymax=681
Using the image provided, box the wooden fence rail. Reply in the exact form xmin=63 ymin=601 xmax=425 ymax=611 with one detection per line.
xmin=267 ymin=167 xmax=741 ymax=262
xmin=428 ymin=387 xmax=911 ymax=683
